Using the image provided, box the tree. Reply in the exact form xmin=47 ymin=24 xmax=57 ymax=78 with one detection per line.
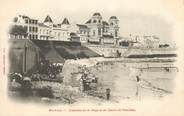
xmin=9 ymin=25 xmax=28 ymax=38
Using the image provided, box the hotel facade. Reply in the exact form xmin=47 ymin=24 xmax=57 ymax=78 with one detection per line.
xmin=9 ymin=13 xmax=120 ymax=44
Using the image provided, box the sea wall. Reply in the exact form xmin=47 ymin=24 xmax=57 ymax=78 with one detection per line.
xmin=85 ymin=45 xmax=127 ymax=57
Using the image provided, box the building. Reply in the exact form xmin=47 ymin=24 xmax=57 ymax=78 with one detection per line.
xmin=85 ymin=13 xmax=120 ymax=44
xmin=9 ymin=15 xmax=38 ymax=40
xmin=38 ymin=16 xmax=71 ymax=41
xmin=38 ymin=16 xmax=51 ymax=40
xmin=9 ymin=13 xmax=120 ymax=44
xmin=69 ymin=24 xmax=90 ymax=43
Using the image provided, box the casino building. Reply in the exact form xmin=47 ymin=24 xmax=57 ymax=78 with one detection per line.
xmin=85 ymin=12 xmax=120 ymax=44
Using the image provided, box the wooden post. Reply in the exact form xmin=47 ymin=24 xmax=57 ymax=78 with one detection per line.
xmin=23 ymin=42 xmax=28 ymax=73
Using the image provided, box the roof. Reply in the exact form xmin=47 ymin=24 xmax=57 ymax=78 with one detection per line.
xmin=9 ymin=39 xmax=100 ymax=60
xmin=44 ymin=15 xmax=53 ymax=23
xmin=45 ymin=48 xmax=65 ymax=63
xmin=32 ymin=40 xmax=100 ymax=59
xmin=76 ymin=24 xmax=89 ymax=29
xmin=93 ymin=12 xmax=101 ymax=16
xmin=38 ymin=23 xmax=49 ymax=28
xmin=21 ymin=15 xmax=30 ymax=19
xmin=85 ymin=19 xmax=91 ymax=24
xmin=61 ymin=18 xmax=70 ymax=25
xmin=102 ymin=21 xmax=109 ymax=25
xmin=110 ymin=16 xmax=117 ymax=19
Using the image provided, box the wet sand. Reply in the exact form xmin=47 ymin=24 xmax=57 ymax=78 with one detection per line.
xmin=88 ymin=61 xmax=177 ymax=101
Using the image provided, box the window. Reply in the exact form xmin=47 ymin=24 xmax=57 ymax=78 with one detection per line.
xmin=35 ymin=27 xmax=38 ymax=32
xmin=80 ymin=30 xmax=82 ymax=34
xmin=32 ymin=27 xmax=35 ymax=32
xmin=98 ymin=28 xmax=101 ymax=35
xmin=29 ymin=27 xmax=32 ymax=32
xmin=115 ymin=31 xmax=118 ymax=37
xmin=93 ymin=20 xmax=97 ymax=23
xmin=98 ymin=20 xmax=101 ymax=23
xmin=34 ymin=20 xmax=38 ymax=24
xmin=93 ymin=30 xmax=95 ymax=36
xmin=32 ymin=35 xmax=35 ymax=39
xmin=25 ymin=19 xmax=28 ymax=24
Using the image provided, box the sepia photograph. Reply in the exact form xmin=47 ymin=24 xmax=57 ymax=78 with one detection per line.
xmin=0 ymin=0 xmax=184 ymax=116
xmin=8 ymin=12 xmax=178 ymax=104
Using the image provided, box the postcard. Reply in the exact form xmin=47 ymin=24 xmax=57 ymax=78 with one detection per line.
xmin=0 ymin=0 xmax=184 ymax=116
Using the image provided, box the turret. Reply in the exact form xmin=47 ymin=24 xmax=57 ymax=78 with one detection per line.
xmin=109 ymin=16 xmax=119 ymax=27
xmin=91 ymin=12 xmax=102 ymax=24
xmin=109 ymin=16 xmax=119 ymax=38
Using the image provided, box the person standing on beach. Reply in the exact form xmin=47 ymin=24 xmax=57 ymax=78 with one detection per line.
xmin=136 ymin=75 xmax=140 ymax=82
xmin=135 ymin=75 xmax=141 ymax=100
xmin=106 ymin=88 xmax=111 ymax=100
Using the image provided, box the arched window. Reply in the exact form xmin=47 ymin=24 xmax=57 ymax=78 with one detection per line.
xmin=93 ymin=20 xmax=97 ymax=23
xmin=115 ymin=31 xmax=118 ymax=37
xmin=93 ymin=30 xmax=95 ymax=36
xmin=98 ymin=28 xmax=101 ymax=35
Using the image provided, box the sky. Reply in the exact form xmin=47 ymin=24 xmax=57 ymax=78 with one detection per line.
xmin=2 ymin=0 xmax=178 ymax=44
